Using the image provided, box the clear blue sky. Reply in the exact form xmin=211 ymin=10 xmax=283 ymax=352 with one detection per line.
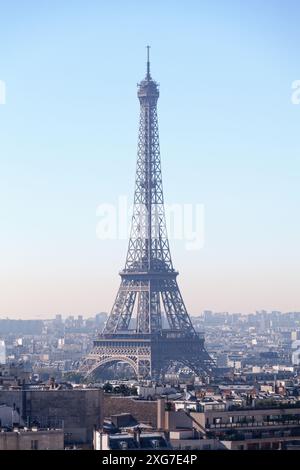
xmin=0 ymin=0 xmax=299 ymax=317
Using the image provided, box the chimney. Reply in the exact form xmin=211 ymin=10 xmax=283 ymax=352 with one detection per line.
xmin=50 ymin=377 xmax=55 ymax=389
xmin=134 ymin=427 xmax=141 ymax=447
xmin=157 ymin=398 xmax=166 ymax=431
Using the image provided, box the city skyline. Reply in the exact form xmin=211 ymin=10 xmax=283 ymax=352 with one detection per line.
xmin=0 ymin=309 xmax=299 ymax=322
xmin=1 ymin=1 xmax=300 ymax=318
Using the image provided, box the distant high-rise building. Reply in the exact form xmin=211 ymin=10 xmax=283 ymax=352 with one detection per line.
xmin=291 ymin=331 xmax=300 ymax=341
xmin=0 ymin=340 xmax=6 ymax=364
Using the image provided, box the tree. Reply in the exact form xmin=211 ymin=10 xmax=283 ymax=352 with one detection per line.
xmin=119 ymin=384 xmax=130 ymax=396
xmin=103 ymin=382 xmax=113 ymax=393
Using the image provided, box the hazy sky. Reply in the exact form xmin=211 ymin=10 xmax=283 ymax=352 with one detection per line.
xmin=0 ymin=0 xmax=299 ymax=318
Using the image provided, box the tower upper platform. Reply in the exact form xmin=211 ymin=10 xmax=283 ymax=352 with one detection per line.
xmin=137 ymin=46 xmax=159 ymax=105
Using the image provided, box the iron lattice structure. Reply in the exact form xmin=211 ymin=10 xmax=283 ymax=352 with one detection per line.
xmin=80 ymin=49 xmax=215 ymax=379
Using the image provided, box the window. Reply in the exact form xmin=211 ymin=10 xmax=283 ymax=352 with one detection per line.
xmin=261 ymin=442 xmax=271 ymax=450
xmin=270 ymin=415 xmax=279 ymax=421
xmin=31 ymin=440 xmax=38 ymax=450
xmin=237 ymin=415 xmax=250 ymax=425
xmin=120 ymin=441 xmax=128 ymax=450
xmin=213 ymin=417 xmax=222 ymax=425
xmin=247 ymin=443 xmax=259 ymax=450
xmin=151 ymin=440 xmax=160 ymax=449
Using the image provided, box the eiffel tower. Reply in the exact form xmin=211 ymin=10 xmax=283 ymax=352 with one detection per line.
xmin=81 ymin=48 xmax=215 ymax=380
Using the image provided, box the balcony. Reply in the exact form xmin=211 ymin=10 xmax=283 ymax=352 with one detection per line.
xmin=207 ymin=427 xmax=300 ymax=441
xmin=227 ymin=401 xmax=300 ymax=411
xmin=207 ymin=418 xmax=300 ymax=430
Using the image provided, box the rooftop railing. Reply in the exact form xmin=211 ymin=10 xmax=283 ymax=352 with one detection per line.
xmin=207 ymin=418 xmax=300 ymax=430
